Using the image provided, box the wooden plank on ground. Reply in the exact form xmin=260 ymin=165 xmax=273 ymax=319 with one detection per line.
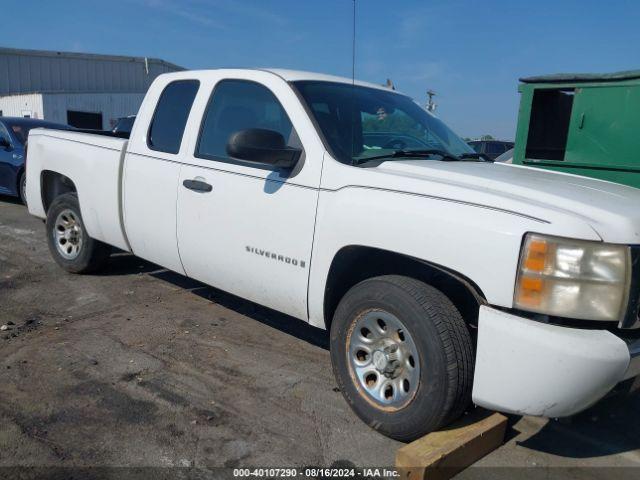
xmin=395 ymin=409 xmax=507 ymax=480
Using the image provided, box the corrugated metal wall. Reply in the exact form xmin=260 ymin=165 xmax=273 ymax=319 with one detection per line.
xmin=43 ymin=93 xmax=146 ymax=129
xmin=0 ymin=92 xmax=145 ymax=129
xmin=0 ymin=47 xmax=184 ymax=95
xmin=0 ymin=93 xmax=44 ymax=119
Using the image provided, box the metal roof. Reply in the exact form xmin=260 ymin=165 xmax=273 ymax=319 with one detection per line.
xmin=520 ymin=69 xmax=640 ymax=84
xmin=0 ymin=46 xmax=184 ymax=95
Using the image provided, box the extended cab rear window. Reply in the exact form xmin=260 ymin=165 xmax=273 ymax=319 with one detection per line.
xmin=148 ymin=80 xmax=200 ymax=154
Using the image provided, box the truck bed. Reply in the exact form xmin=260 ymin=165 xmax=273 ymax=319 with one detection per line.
xmin=25 ymin=128 xmax=130 ymax=252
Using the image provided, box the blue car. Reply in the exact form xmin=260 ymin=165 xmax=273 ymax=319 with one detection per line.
xmin=0 ymin=117 xmax=72 ymax=205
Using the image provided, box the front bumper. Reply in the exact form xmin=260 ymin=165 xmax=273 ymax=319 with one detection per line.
xmin=472 ymin=306 xmax=639 ymax=417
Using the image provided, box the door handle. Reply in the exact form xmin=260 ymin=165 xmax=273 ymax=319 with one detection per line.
xmin=182 ymin=179 xmax=213 ymax=193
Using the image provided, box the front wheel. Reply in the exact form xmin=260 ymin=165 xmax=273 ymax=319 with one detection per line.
xmin=18 ymin=171 xmax=27 ymax=206
xmin=330 ymin=275 xmax=474 ymax=442
xmin=46 ymin=193 xmax=111 ymax=273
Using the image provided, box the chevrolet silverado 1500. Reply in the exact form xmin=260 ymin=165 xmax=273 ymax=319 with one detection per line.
xmin=26 ymin=69 xmax=640 ymax=441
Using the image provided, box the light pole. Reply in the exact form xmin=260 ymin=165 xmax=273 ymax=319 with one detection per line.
xmin=426 ymin=90 xmax=437 ymax=112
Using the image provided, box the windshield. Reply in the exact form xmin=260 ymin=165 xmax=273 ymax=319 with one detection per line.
xmin=293 ymin=81 xmax=474 ymax=165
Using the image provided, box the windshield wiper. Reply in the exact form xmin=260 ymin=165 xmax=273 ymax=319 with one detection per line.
xmin=356 ymin=149 xmax=461 ymax=164
xmin=459 ymin=152 xmax=494 ymax=162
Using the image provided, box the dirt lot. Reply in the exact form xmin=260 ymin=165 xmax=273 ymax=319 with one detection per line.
xmin=1 ymin=196 xmax=639 ymax=478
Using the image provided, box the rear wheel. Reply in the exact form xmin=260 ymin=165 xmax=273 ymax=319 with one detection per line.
xmin=18 ymin=170 xmax=27 ymax=206
xmin=330 ymin=275 xmax=474 ymax=442
xmin=46 ymin=193 xmax=111 ymax=273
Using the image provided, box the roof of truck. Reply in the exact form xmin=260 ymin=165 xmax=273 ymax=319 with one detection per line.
xmin=180 ymin=68 xmax=396 ymax=92
xmin=263 ymin=68 xmax=392 ymax=90
xmin=520 ymin=69 xmax=640 ymax=84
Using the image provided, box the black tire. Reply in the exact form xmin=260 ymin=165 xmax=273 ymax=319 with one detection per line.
xmin=18 ymin=170 xmax=27 ymax=206
xmin=330 ymin=275 xmax=474 ymax=442
xmin=46 ymin=193 xmax=111 ymax=273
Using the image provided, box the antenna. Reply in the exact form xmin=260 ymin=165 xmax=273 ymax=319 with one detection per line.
xmin=352 ymin=0 xmax=356 ymax=85
xmin=350 ymin=0 xmax=357 ymax=165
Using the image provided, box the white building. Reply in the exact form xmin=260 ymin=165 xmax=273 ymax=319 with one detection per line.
xmin=0 ymin=47 xmax=183 ymax=129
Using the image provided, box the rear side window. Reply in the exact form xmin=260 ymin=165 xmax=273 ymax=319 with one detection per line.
xmin=196 ymin=79 xmax=298 ymax=164
xmin=148 ymin=80 xmax=199 ymax=154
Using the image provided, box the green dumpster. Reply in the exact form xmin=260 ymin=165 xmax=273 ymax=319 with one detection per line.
xmin=513 ymin=70 xmax=640 ymax=189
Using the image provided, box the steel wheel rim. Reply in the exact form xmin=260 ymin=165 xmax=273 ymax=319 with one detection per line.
xmin=53 ymin=209 xmax=83 ymax=260
xmin=348 ymin=310 xmax=420 ymax=409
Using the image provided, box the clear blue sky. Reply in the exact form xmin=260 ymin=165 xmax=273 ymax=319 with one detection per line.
xmin=3 ymin=0 xmax=640 ymax=139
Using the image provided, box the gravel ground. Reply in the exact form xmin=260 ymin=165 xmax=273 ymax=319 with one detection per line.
xmin=0 ymin=196 xmax=639 ymax=479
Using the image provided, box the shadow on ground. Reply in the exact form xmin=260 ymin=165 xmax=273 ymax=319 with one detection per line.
xmin=517 ymin=389 xmax=640 ymax=458
xmin=0 ymin=194 xmax=23 ymax=205
xmin=100 ymin=252 xmax=329 ymax=350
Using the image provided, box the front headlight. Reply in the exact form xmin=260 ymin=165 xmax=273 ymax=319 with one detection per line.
xmin=514 ymin=233 xmax=631 ymax=321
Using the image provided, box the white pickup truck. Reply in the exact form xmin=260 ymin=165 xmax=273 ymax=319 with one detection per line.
xmin=26 ymin=69 xmax=640 ymax=441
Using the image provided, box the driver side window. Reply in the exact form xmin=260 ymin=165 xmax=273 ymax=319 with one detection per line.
xmin=196 ymin=79 xmax=301 ymax=166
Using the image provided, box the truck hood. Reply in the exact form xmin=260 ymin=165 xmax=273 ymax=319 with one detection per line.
xmin=372 ymin=160 xmax=640 ymax=244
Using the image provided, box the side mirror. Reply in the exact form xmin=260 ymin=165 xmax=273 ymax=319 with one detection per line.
xmin=226 ymin=128 xmax=302 ymax=169
xmin=0 ymin=137 xmax=11 ymax=150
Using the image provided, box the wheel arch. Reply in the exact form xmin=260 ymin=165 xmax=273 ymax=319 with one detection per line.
xmin=322 ymin=245 xmax=487 ymax=332
xmin=41 ymin=170 xmax=78 ymax=213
